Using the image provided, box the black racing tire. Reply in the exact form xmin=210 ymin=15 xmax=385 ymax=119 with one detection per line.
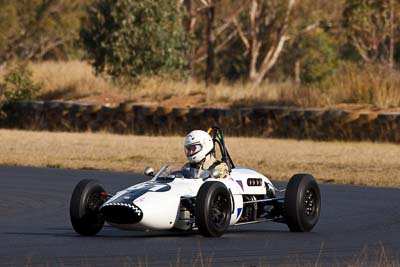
xmin=70 ymin=179 xmax=106 ymax=236
xmin=195 ymin=182 xmax=232 ymax=237
xmin=284 ymin=174 xmax=321 ymax=232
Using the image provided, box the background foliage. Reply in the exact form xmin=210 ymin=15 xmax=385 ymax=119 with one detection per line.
xmin=0 ymin=0 xmax=86 ymax=63
xmin=80 ymin=0 xmax=188 ymax=79
xmin=0 ymin=0 xmax=399 ymax=107
xmin=0 ymin=64 xmax=40 ymax=103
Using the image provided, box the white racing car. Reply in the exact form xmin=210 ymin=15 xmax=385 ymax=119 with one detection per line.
xmin=70 ymin=127 xmax=321 ymax=237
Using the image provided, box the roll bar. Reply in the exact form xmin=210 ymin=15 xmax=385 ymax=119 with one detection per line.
xmin=207 ymin=126 xmax=235 ymax=171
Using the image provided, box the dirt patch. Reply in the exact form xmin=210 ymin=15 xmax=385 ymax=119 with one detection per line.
xmin=328 ymin=103 xmax=400 ymax=113
xmin=74 ymin=93 xmax=127 ymax=107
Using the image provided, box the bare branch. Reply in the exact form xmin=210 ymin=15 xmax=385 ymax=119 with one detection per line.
xmin=351 ymin=36 xmax=372 ymax=63
xmin=252 ymin=0 xmax=298 ymax=84
xmin=194 ymin=29 xmax=238 ymax=63
xmin=214 ymin=2 xmax=247 ymax=37
xmin=300 ymin=22 xmax=320 ymax=34
xmin=199 ymin=0 xmax=208 ymax=7
xmin=232 ymin=18 xmax=250 ymax=50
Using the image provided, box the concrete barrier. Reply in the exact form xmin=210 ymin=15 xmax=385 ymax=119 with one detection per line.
xmin=1 ymin=101 xmax=400 ymax=142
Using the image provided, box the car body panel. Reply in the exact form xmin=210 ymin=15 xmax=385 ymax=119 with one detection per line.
xmin=100 ymin=166 xmax=275 ymax=231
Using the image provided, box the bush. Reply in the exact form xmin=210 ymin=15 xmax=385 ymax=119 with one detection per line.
xmin=81 ymin=0 xmax=188 ymax=80
xmin=0 ymin=64 xmax=40 ymax=103
xmin=297 ymin=32 xmax=339 ymax=84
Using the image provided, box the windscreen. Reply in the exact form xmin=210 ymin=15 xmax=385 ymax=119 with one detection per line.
xmin=153 ymin=164 xmax=211 ymax=181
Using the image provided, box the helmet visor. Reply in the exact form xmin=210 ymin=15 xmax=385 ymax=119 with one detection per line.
xmin=184 ymin=144 xmax=202 ymax=157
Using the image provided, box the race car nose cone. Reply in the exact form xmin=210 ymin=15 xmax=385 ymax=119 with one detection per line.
xmin=100 ymin=202 xmax=143 ymax=224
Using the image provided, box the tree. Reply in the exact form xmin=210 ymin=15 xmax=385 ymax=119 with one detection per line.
xmin=342 ymin=0 xmax=399 ymax=66
xmin=0 ymin=0 xmax=86 ymax=65
xmin=187 ymin=0 xmax=342 ymax=84
xmin=81 ymin=0 xmax=188 ymax=79
xmin=251 ymin=0 xmax=295 ymax=84
xmin=290 ymin=31 xmax=338 ymax=84
xmin=181 ymin=0 xmax=248 ymax=81
xmin=181 ymin=0 xmax=197 ymax=72
xmin=205 ymin=0 xmax=216 ymax=85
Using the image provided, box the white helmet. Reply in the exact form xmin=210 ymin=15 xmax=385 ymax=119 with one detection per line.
xmin=184 ymin=130 xmax=214 ymax=163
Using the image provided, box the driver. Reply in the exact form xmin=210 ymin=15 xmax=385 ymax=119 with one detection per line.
xmin=183 ymin=130 xmax=229 ymax=178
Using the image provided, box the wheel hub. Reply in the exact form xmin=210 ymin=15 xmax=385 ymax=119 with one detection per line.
xmin=87 ymin=193 xmax=103 ymax=211
xmin=304 ymin=189 xmax=316 ymax=217
xmin=211 ymin=194 xmax=228 ymax=227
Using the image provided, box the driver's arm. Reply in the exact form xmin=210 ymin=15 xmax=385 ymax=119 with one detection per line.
xmin=213 ymin=162 xmax=229 ymax=179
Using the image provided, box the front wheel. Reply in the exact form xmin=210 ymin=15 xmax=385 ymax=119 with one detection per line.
xmin=195 ymin=182 xmax=232 ymax=237
xmin=70 ymin=179 xmax=106 ymax=236
xmin=284 ymin=174 xmax=321 ymax=232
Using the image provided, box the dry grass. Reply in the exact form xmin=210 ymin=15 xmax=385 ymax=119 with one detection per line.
xmin=0 ymin=129 xmax=399 ymax=187
xmin=29 ymin=60 xmax=123 ymax=101
xmin=23 ymin=60 xmax=400 ymax=110
xmin=132 ymin=76 xmax=298 ymax=107
xmin=28 ymin=60 xmax=300 ymax=107
xmin=332 ymin=63 xmax=400 ymax=109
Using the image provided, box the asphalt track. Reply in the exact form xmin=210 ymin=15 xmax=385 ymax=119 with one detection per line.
xmin=0 ymin=166 xmax=399 ymax=266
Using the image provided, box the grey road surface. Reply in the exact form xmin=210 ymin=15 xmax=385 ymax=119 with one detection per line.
xmin=0 ymin=166 xmax=399 ymax=266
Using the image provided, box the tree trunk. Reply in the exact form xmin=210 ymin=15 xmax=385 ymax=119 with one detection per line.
xmin=183 ymin=0 xmax=197 ymax=74
xmin=388 ymin=0 xmax=395 ymax=68
xmin=249 ymin=0 xmax=296 ymax=85
xmin=294 ymin=59 xmax=301 ymax=83
xmin=254 ymin=34 xmax=289 ymax=85
xmin=249 ymin=0 xmax=260 ymax=82
xmin=185 ymin=0 xmax=196 ymax=34
xmin=205 ymin=0 xmax=216 ymax=86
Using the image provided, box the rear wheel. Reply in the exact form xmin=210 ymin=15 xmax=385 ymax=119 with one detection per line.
xmin=195 ymin=182 xmax=232 ymax=237
xmin=70 ymin=179 xmax=106 ymax=236
xmin=284 ymin=174 xmax=321 ymax=232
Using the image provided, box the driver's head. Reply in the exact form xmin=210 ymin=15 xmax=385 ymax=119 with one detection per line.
xmin=184 ymin=130 xmax=214 ymax=164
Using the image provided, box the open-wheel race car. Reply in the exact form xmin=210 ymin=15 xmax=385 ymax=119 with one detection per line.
xmin=70 ymin=127 xmax=321 ymax=237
